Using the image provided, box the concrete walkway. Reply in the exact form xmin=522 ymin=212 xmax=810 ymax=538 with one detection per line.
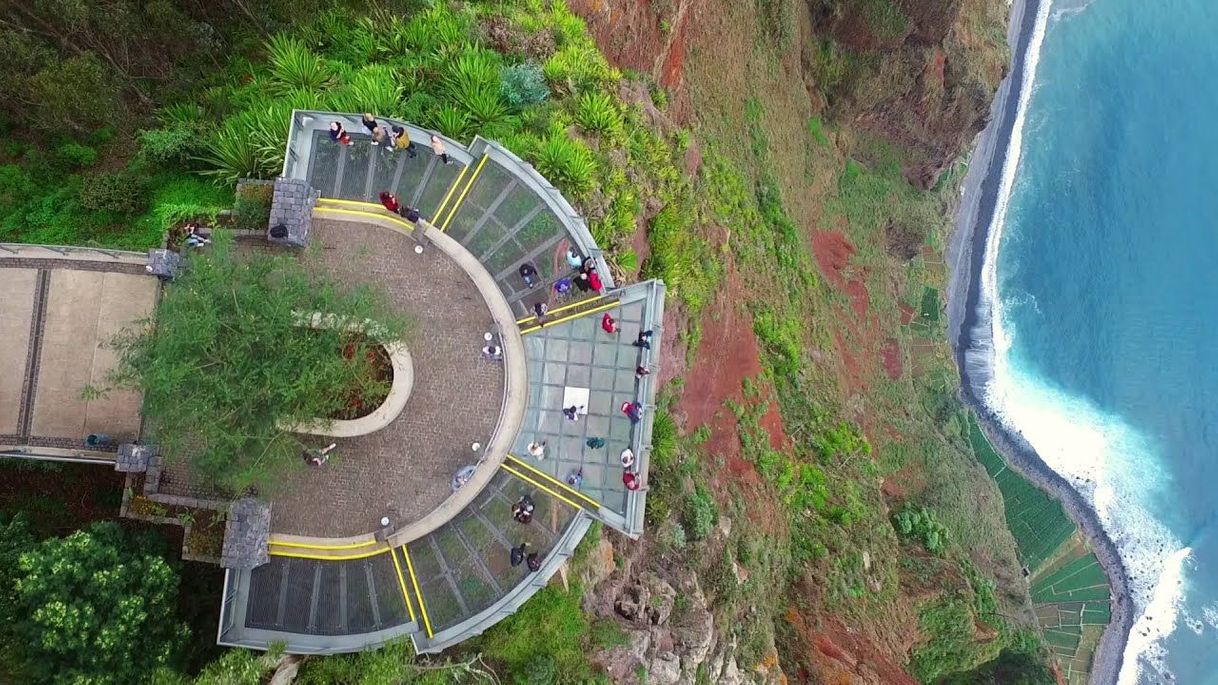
xmin=0 ymin=258 xmax=157 ymax=449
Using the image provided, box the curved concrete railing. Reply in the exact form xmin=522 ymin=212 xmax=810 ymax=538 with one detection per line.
xmin=287 ymin=341 xmax=414 ymax=438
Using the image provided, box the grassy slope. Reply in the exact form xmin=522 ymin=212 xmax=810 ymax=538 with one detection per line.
xmin=650 ymin=0 xmax=1061 ymax=680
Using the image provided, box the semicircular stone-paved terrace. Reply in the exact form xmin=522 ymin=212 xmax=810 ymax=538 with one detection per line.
xmin=216 ymin=111 xmax=665 ymax=655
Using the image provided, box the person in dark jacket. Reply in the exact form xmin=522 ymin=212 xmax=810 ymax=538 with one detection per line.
xmin=362 ymin=113 xmax=379 ymax=140
xmin=329 ymin=121 xmax=352 ymax=145
xmin=519 ymin=262 xmax=539 ymax=288
xmin=510 ymin=543 xmax=528 ymax=567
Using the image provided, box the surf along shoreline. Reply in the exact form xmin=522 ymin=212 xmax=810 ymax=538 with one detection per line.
xmin=944 ymin=0 xmax=1133 ymax=682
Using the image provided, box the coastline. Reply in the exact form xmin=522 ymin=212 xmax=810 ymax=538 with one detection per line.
xmin=944 ymin=0 xmax=1134 ymax=683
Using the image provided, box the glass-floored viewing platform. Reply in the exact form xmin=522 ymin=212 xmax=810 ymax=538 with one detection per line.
xmin=215 ymin=111 xmax=665 ymax=654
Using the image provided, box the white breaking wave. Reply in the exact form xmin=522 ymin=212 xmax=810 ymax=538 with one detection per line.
xmin=977 ymin=0 xmax=1189 ymax=683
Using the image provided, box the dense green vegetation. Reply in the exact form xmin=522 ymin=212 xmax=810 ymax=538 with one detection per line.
xmin=104 ymin=235 xmax=409 ymax=494
xmin=0 ymin=516 xmax=194 ymax=684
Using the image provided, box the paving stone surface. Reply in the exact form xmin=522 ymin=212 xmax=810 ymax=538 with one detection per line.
xmin=265 ymin=219 xmax=506 ymax=537
xmin=0 ymin=269 xmax=37 ymax=434
xmin=29 ymin=270 xmax=157 ymax=441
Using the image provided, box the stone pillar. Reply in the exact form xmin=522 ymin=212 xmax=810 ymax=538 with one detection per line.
xmin=267 ymin=178 xmax=320 ymax=248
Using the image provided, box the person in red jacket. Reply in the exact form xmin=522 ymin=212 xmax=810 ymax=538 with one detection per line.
xmin=379 ymin=191 xmax=400 ymax=214
xmin=601 ymin=312 xmax=617 ymax=333
xmin=588 ymin=269 xmax=603 ymax=293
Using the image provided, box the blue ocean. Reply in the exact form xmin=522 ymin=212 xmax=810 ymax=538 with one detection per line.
xmin=988 ymin=0 xmax=1218 ymax=682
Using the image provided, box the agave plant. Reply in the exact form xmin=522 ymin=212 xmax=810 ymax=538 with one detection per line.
xmin=327 ymin=64 xmax=403 ymax=116
xmin=574 ymin=91 xmax=624 ymax=139
xmin=157 ymin=102 xmax=204 ymax=126
xmin=266 ymin=34 xmax=330 ymax=94
xmin=531 ymin=132 xmax=597 ymax=197
xmin=444 ymin=46 xmax=502 ymax=97
xmin=402 ymin=4 xmax=470 ymax=56
xmin=543 ymin=45 xmax=614 ymax=96
xmin=198 ymin=121 xmax=261 ymax=185
xmin=427 ymin=106 xmax=470 ymax=140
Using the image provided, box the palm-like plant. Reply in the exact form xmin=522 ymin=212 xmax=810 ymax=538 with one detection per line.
xmin=327 ymin=64 xmax=403 ymax=116
xmin=531 ymin=132 xmax=597 ymax=197
xmin=574 ymin=91 xmax=624 ymax=139
xmin=199 ymin=121 xmax=261 ymax=185
xmin=266 ymin=34 xmax=330 ymax=94
xmin=428 ymin=106 xmax=470 ymax=140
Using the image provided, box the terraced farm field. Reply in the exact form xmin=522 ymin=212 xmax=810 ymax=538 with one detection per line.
xmin=967 ymin=414 xmax=1111 ymax=684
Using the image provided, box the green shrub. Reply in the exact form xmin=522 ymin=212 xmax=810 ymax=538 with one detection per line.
xmin=400 ymin=4 xmax=470 ymax=55
xmin=543 ymin=45 xmax=615 ymax=95
xmin=530 ymin=132 xmax=597 ymax=197
xmin=79 ymin=171 xmax=147 ymax=215
xmin=574 ymin=91 xmax=624 ymax=139
xmin=683 ymin=485 xmax=718 ymax=541
xmin=200 ymin=121 xmax=263 ymax=184
xmin=615 ymin=248 xmax=638 ymax=272
xmin=55 ymin=143 xmax=97 ymax=169
xmin=233 ymin=183 xmax=273 ymax=231
xmin=893 ymin=505 xmax=949 ymax=555
xmin=138 ymin=126 xmax=201 ymax=165
xmin=428 ymin=106 xmax=471 ymax=140
xmin=650 ymin=410 xmax=678 ymax=470
xmin=814 ymin=420 xmax=871 ymax=459
xmin=479 ymin=586 xmax=596 ymax=683
xmin=12 ymin=522 xmax=189 ymax=685
xmin=500 ymin=62 xmax=550 ymax=110
xmin=328 ymin=64 xmax=402 ymax=116
xmin=266 ymin=34 xmax=331 ymax=93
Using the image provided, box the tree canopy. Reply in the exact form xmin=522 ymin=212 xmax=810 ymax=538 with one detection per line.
xmin=10 ymin=521 xmax=188 ymax=685
xmin=108 ymin=235 xmax=409 ymax=495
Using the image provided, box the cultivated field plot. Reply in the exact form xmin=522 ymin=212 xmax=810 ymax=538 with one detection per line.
xmin=967 ymin=414 xmax=1111 ymax=683
xmin=967 ymin=415 xmax=1074 ymax=571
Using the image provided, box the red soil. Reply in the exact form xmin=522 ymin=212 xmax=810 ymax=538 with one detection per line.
xmin=845 ymin=278 xmax=869 ymax=318
xmin=677 ymin=270 xmax=791 ymax=510
xmin=785 ymin=608 xmax=918 ymax=685
xmin=880 ymin=337 xmax=903 ymax=380
xmin=811 ymin=230 xmax=856 ymax=289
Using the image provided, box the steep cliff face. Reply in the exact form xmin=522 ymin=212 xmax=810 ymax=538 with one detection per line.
xmin=811 ymin=0 xmax=1010 ymax=187
xmin=569 ymin=0 xmax=1018 ymax=683
xmin=573 ymin=0 xmax=1008 ymax=188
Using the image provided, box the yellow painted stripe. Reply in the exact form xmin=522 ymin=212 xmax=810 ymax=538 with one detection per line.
xmin=431 ymin=165 xmax=469 ymax=228
xmin=506 ymin=455 xmax=599 ymax=508
xmin=267 ymin=546 xmax=391 ymax=561
xmin=389 ymin=546 xmax=416 ymax=623
xmin=316 ymin=197 xmax=382 ymax=210
xmin=268 ymin=537 xmax=380 ymax=550
xmin=313 ymin=206 xmax=415 ymax=233
xmin=401 ymin=545 xmax=433 ymax=637
xmin=502 ymin=464 xmax=584 ymax=511
xmin=520 ymin=298 xmax=620 ymax=335
xmin=439 ymin=155 xmax=489 ymax=232
xmin=515 ymin=295 xmax=607 ymax=325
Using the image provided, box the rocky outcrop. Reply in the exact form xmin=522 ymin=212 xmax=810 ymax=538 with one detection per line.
xmin=811 ymin=0 xmax=1009 ymax=188
xmin=588 ymin=556 xmax=773 ymax=685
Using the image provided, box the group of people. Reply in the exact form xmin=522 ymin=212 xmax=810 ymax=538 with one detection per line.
xmin=509 ymin=496 xmax=543 ymax=572
xmin=328 ymin=114 xmax=451 ymax=164
xmin=521 ymin=249 xmax=608 ymax=326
